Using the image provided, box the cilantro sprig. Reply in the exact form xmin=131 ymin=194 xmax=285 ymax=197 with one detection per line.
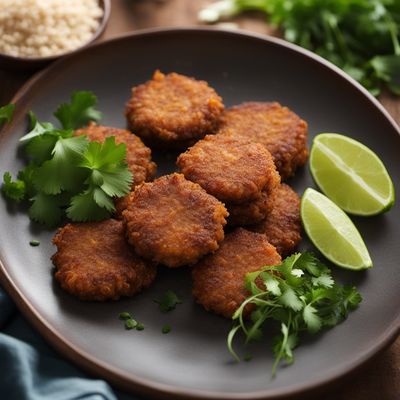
xmin=1 ymin=91 xmax=132 ymax=227
xmin=200 ymin=0 xmax=400 ymax=96
xmin=227 ymin=253 xmax=362 ymax=376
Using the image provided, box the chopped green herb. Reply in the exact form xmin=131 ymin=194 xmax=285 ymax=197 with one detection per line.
xmin=125 ymin=319 xmax=138 ymax=330
xmin=2 ymin=172 xmax=26 ymax=202
xmin=1 ymin=92 xmax=132 ymax=227
xmin=162 ymin=325 xmax=171 ymax=334
xmin=118 ymin=312 xmax=132 ymax=320
xmin=0 ymin=104 xmax=15 ymax=125
xmin=243 ymin=354 xmax=252 ymax=362
xmin=200 ymin=0 xmax=400 ymax=96
xmin=135 ymin=322 xmax=145 ymax=331
xmin=154 ymin=290 xmax=182 ymax=312
xmin=29 ymin=240 xmax=40 ymax=247
xmin=227 ymin=252 xmax=362 ymax=376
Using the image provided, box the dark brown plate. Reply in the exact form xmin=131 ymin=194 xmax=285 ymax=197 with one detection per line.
xmin=0 ymin=28 xmax=399 ymax=400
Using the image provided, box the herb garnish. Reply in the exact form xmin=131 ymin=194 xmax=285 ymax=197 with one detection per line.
xmin=200 ymin=0 xmax=400 ymax=96
xmin=227 ymin=253 xmax=362 ymax=376
xmin=125 ymin=319 xmax=138 ymax=330
xmin=136 ymin=322 xmax=145 ymax=331
xmin=1 ymin=92 xmax=132 ymax=227
xmin=154 ymin=290 xmax=182 ymax=312
xmin=54 ymin=91 xmax=103 ymax=130
xmin=118 ymin=312 xmax=144 ymax=331
xmin=162 ymin=325 xmax=171 ymax=334
xmin=118 ymin=312 xmax=132 ymax=320
xmin=29 ymin=240 xmax=40 ymax=247
xmin=243 ymin=354 xmax=252 ymax=362
xmin=0 ymin=104 xmax=15 ymax=125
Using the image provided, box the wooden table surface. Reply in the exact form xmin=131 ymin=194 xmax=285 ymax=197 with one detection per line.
xmin=1 ymin=1 xmax=399 ymax=399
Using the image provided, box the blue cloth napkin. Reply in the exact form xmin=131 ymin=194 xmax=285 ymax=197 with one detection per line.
xmin=0 ymin=285 xmax=136 ymax=400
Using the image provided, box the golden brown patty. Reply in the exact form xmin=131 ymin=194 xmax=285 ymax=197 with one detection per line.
xmin=123 ymin=173 xmax=228 ymax=268
xmin=250 ymin=184 xmax=301 ymax=257
xmin=52 ymin=219 xmax=156 ymax=301
xmin=74 ymin=123 xmax=157 ymax=186
xmin=114 ymin=192 xmax=135 ymax=220
xmin=125 ymin=70 xmax=224 ymax=146
xmin=218 ymin=102 xmax=308 ymax=180
xmin=192 ymin=228 xmax=281 ymax=318
xmin=226 ymin=189 xmax=274 ymax=226
xmin=177 ymin=134 xmax=280 ymax=204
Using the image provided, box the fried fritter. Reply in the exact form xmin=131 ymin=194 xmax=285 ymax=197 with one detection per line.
xmin=218 ymin=102 xmax=308 ymax=180
xmin=114 ymin=191 xmax=134 ymax=220
xmin=250 ymin=184 xmax=301 ymax=257
xmin=125 ymin=70 xmax=224 ymax=147
xmin=123 ymin=173 xmax=228 ymax=268
xmin=226 ymin=189 xmax=273 ymax=226
xmin=192 ymin=228 xmax=281 ymax=318
xmin=52 ymin=219 xmax=156 ymax=301
xmin=177 ymin=134 xmax=280 ymax=204
xmin=74 ymin=122 xmax=156 ymax=186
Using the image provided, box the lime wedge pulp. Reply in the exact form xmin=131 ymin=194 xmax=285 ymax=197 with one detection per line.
xmin=301 ymin=188 xmax=372 ymax=270
xmin=310 ymin=133 xmax=395 ymax=216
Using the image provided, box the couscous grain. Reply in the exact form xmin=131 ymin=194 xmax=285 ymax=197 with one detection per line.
xmin=0 ymin=0 xmax=103 ymax=58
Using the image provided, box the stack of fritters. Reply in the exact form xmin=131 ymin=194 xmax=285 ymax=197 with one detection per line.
xmin=177 ymin=134 xmax=280 ymax=226
xmin=52 ymin=71 xmax=306 ymax=317
xmin=218 ymin=102 xmax=308 ymax=180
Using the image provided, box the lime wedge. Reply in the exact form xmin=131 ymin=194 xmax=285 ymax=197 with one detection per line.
xmin=310 ymin=133 xmax=395 ymax=216
xmin=301 ymin=188 xmax=372 ymax=270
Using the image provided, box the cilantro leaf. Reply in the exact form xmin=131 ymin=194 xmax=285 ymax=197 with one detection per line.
xmin=32 ymin=136 xmax=88 ymax=195
xmin=80 ymin=138 xmax=133 ymax=197
xmin=29 ymin=192 xmax=66 ymax=227
xmin=279 ymin=284 xmax=303 ymax=311
xmin=92 ymin=187 xmax=115 ymax=212
xmin=17 ymin=164 xmax=36 ymax=198
xmin=154 ymin=290 xmax=183 ymax=312
xmin=311 ymin=273 xmax=334 ymax=288
xmin=261 ymin=272 xmax=281 ymax=296
xmin=54 ymin=91 xmax=102 ymax=129
xmin=96 ymin=165 xmax=133 ymax=198
xmin=0 ymin=104 xmax=15 ymax=125
xmin=370 ymin=54 xmax=400 ymax=95
xmin=64 ymin=137 xmax=132 ymax=222
xmin=25 ymin=135 xmax=58 ymax=164
xmin=20 ymin=112 xmax=56 ymax=142
xmin=2 ymin=172 xmax=26 ymax=201
xmin=67 ymin=187 xmax=110 ymax=222
xmin=303 ymin=304 xmax=322 ymax=334
xmin=341 ymin=285 xmax=363 ymax=315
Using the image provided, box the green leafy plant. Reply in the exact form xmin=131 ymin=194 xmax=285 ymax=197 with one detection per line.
xmin=227 ymin=252 xmax=362 ymax=376
xmin=200 ymin=0 xmax=400 ymax=96
xmin=1 ymin=92 xmax=132 ymax=227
